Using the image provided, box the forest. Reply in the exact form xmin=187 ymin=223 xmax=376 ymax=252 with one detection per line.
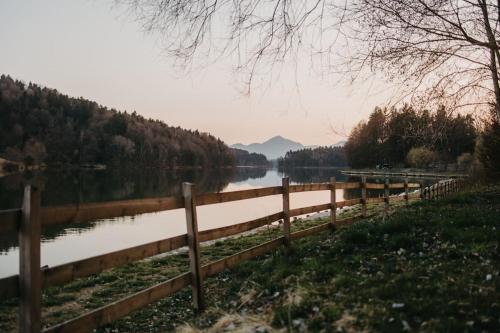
xmin=230 ymin=148 xmax=269 ymax=166
xmin=277 ymin=146 xmax=348 ymax=169
xmin=0 ymin=75 xmax=234 ymax=169
xmin=344 ymin=106 xmax=477 ymax=169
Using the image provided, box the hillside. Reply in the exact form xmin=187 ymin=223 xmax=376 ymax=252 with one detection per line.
xmin=231 ymin=135 xmax=304 ymax=159
xmin=278 ymin=146 xmax=348 ymax=169
xmin=230 ymin=148 xmax=269 ymax=166
xmin=0 ymin=75 xmax=233 ymax=169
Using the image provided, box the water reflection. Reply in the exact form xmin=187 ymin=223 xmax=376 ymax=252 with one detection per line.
xmin=1 ymin=167 xmax=432 ymax=277
xmin=0 ymin=168 xmax=238 ymax=210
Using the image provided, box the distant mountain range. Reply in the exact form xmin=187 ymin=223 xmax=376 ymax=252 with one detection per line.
xmin=231 ymin=136 xmax=345 ymax=159
xmin=333 ymin=140 xmax=347 ymax=147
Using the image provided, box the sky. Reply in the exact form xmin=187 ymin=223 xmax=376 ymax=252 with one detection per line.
xmin=0 ymin=0 xmax=394 ymax=146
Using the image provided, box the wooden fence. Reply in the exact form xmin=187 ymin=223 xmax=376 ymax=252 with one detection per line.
xmin=0 ymin=176 xmax=466 ymax=333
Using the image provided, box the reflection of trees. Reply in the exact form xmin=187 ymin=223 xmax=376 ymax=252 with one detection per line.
xmin=0 ymin=167 xmax=274 ymax=252
xmin=230 ymin=167 xmax=267 ymax=182
xmin=0 ymin=168 xmax=236 ymax=252
xmin=0 ymin=230 xmax=17 ymax=254
xmin=0 ymin=167 xmax=236 ymax=210
xmin=282 ymin=168 xmax=348 ymax=184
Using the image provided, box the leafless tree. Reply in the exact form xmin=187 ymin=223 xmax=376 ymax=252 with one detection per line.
xmin=118 ymin=0 xmax=500 ymax=120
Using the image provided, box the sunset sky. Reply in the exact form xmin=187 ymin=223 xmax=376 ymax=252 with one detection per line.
xmin=0 ymin=0 xmax=394 ymax=146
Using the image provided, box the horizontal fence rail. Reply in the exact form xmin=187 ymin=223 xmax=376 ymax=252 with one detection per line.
xmin=0 ymin=176 xmax=466 ymax=333
xmin=0 ymin=182 xmax=421 ymax=233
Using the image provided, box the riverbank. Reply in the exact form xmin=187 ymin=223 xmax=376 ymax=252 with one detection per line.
xmin=180 ymin=183 xmax=500 ymax=332
xmin=1 ymin=183 xmax=498 ymax=332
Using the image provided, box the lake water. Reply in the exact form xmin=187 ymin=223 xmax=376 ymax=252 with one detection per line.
xmin=0 ymin=167 xmax=433 ymax=278
xmin=0 ymin=167 xmax=367 ymax=278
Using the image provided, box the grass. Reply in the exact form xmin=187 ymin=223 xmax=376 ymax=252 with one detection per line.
xmin=0 ymin=185 xmax=499 ymax=332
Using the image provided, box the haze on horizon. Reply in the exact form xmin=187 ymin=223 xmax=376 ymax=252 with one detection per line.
xmin=0 ymin=0 xmax=394 ymax=147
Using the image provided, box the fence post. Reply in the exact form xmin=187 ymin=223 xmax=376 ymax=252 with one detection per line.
xmin=419 ymin=183 xmax=424 ymax=201
xmin=361 ymin=176 xmax=367 ymax=217
xmin=282 ymin=177 xmax=291 ymax=245
xmin=19 ymin=185 xmax=42 ymax=333
xmin=330 ymin=177 xmax=336 ymax=228
xmin=404 ymin=177 xmax=409 ymax=205
xmin=182 ymin=182 xmax=204 ymax=312
xmin=384 ymin=178 xmax=389 ymax=217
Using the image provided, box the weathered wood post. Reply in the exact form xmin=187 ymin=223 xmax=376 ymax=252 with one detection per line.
xmin=361 ymin=176 xmax=367 ymax=217
xmin=182 ymin=182 xmax=204 ymax=312
xmin=19 ymin=185 xmax=42 ymax=333
xmin=404 ymin=177 xmax=409 ymax=205
xmin=419 ymin=183 xmax=424 ymax=201
xmin=282 ymin=177 xmax=291 ymax=245
xmin=330 ymin=177 xmax=336 ymax=228
xmin=384 ymin=178 xmax=389 ymax=217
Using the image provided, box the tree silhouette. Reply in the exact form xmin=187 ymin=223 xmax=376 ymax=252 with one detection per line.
xmin=119 ymin=0 xmax=500 ymax=119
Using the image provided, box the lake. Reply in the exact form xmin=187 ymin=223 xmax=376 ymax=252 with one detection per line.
xmin=0 ymin=167 xmax=421 ymax=278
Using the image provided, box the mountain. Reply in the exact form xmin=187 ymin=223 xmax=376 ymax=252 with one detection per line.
xmin=231 ymin=136 xmax=305 ymax=159
xmin=333 ymin=140 xmax=347 ymax=147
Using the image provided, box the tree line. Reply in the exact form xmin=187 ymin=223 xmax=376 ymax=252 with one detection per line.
xmin=230 ymin=148 xmax=269 ymax=167
xmin=0 ymin=75 xmax=234 ymax=169
xmin=344 ymin=106 xmax=477 ymax=169
xmin=278 ymin=146 xmax=348 ymax=169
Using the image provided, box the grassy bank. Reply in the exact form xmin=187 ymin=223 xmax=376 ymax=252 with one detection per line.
xmin=0 ymin=185 xmax=499 ymax=332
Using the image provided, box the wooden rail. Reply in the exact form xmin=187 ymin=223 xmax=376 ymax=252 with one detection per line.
xmin=0 ymin=177 xmax=466 ymax=333
xmin=43 ymin=272 xmax=192 ymax=333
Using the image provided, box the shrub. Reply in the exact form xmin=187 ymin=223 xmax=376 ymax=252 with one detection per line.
xmin=406 ymin=147 xmax=436 ymax=168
